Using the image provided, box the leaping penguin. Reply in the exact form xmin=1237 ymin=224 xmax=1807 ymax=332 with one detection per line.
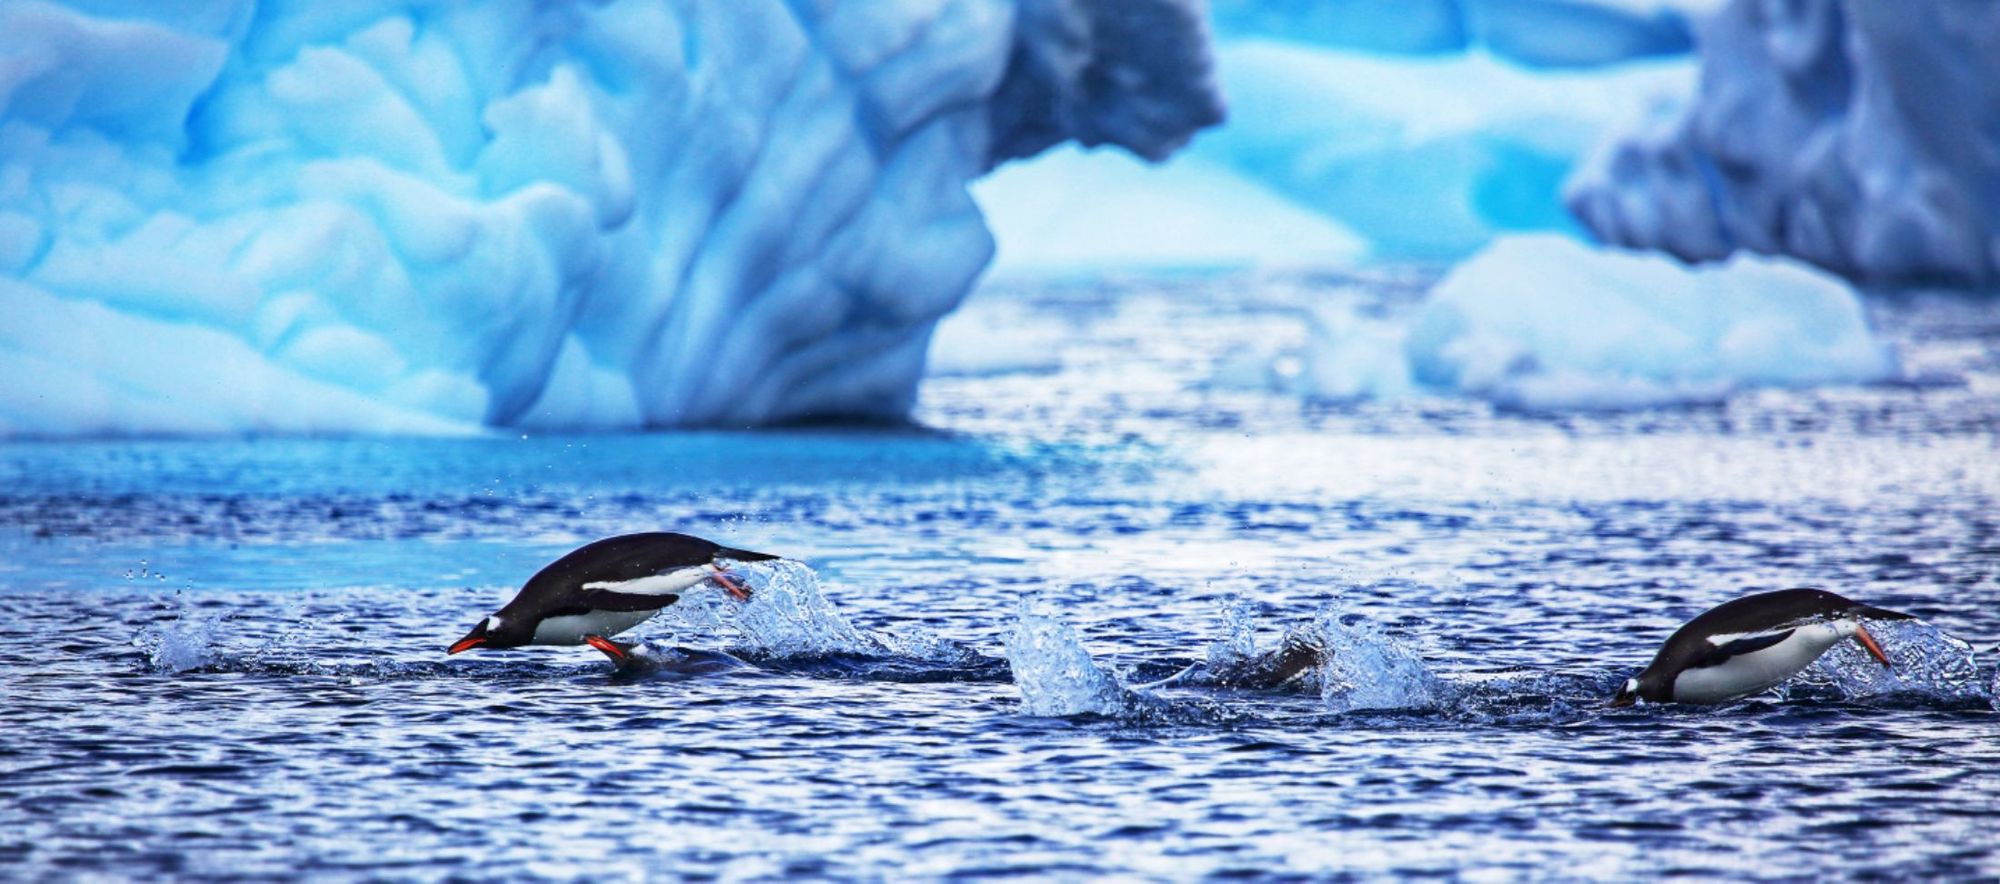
xmin=1610 ymin=588 xmax=1913 ymax=706
xmin=448 ymin=532 xmax=776 ymax=655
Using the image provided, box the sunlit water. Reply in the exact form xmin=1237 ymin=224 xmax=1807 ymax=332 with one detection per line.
xmin=3 ymin=273 xmax=1998 ymax=879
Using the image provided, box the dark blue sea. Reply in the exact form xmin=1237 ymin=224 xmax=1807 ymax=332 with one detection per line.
xmin=3 ymin=275 xmax=1998 ymax=880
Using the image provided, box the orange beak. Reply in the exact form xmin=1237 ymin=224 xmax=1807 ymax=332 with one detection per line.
xmin=1852 ymin=624 xmax=1893 ymax=668
xmin=584 ymin=634 xmax=628 ymax=663
xmin=447 ymin=636 xmax=486 ymax=655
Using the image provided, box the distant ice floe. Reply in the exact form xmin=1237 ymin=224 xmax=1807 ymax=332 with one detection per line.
xmin=1211 ymin=0 xmax=1725 ymax=68
xmin=0 ymin=0 xmax=1218 ymax=435
xmin=979 ymin=0 xmax=1703 ymax=270
xmin=1569 ymin=0 xmax=2000 ymax=288
xmin=1266 ymin=235 xmax=1897 ymax=410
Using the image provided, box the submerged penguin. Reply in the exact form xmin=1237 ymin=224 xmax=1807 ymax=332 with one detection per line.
xmin=584 ymin=634 xmax=752 ymax=677
xmin=448 ymin=532 xmax=776 ymax=655
xmin=1610 ymin=588 xmax=1913 ymax=707
xmin=1140 ymin=632 xmax=1330 ymax=691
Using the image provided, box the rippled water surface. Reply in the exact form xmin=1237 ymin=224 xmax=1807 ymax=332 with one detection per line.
xmin=4 ymin=275 xmax=1999 ymax=880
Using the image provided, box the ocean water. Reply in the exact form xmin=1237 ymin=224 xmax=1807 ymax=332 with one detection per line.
xmin=3 ymin=273 xmax=1998 ymax=880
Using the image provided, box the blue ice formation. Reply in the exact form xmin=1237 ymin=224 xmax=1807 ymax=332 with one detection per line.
xmin=1568 ymin=0 xmax=2000 ymax=288
xmin=1210 ymin=0 xmax=1723 ymax=68
xmin=1291 ymin=235 xmax=1895 ymax=409
xmin=979 ymin=0 xmax=1707 ymax=273
xmin=0 ymin=0 xmax=1218 ymax=435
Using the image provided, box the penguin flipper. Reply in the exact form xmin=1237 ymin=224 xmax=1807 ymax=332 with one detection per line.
xmin=1687 ymin=629 xmax=1794 ymax=670
xmin=574 ymin=591 xmax=679 ymax=612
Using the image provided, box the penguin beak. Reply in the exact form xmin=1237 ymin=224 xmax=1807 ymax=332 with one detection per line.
xmin=1852 ymin=624 xmax=1893 ymax=668
xmin=447 ymin=636 xmax=486 ymax=655
xmin=1607 ymin=694 xmax=1635 ymax=708
xmin=584 ymin=634 xmax=628 ymax=663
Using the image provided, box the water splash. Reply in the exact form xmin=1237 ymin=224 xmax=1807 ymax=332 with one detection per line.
xmin=1791 ymin=617 xmax=1991 ymax=707
xmin=1203 ymin=596 xmax=1261 ymax=670
xmin=879 ymin=625 xmax=990 ymax=667
xmin=133 ymin=592 xmax=219 ymax=673
xmin=663 ymin=560 xmax=888 ymax=658
xmin=1305 ymin=610 xmax=1443 ymax=714
xmin=1004 ymin=597 xmax=1148 ymax=717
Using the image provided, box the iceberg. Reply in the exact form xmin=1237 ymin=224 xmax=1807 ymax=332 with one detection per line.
xmin=0 ymin=0 xmax=1219 ymax=436
xmin=1286 ymin=235 xmax=1896 ymax=409
xmin=1568 ymin=0 xmax=2000 ymax=288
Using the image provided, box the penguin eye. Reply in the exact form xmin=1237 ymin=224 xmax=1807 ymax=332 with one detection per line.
xmin=1624 ymin=678 xmax=1638 ymax=693
xmin=484 ymin=615 xmax=502 ymax=631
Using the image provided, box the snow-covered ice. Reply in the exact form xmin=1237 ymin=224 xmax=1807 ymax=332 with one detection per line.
xmin=1569 ymin=0 xmax=2000 ymax=288
xmin=0 ymin=0 xmax=1218 ymax=436
xmin=1287 ymin=235 xmax=1896 ymax=409
xmin=974 ymin=144 xmax=1364 ymax=275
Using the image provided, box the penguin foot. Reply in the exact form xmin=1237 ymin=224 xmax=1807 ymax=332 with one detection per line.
xmin=709 ymin=565 xmax=753 ymax=602
xmin=1852 ymin=623 xmax=1893 ymax=668
xmin=584 ymin=634 xmax=630 ymax=663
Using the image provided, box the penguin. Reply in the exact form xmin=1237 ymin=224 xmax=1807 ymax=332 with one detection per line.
xmin=583 ymin=634 xmax=752 ymax=677
xmin=1139 ymin=632 xmax=1329 ymax=691
xmin=1610 ymin=588 xmax=1913 ymax=706
xmin=447 ymin=532 xmax=776 ymax=655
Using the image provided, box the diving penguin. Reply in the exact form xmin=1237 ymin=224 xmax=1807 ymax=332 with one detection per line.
xmin=448 ymin=532 xmax=776 ymax=655
xmin=1610 ymin=588 xmax=1912 ymax=706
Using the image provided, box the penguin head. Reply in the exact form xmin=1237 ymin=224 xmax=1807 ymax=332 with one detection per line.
xmin=1609 ymin=677 xmax=1642 ymax=708
xmin=448 ymin=614 xmax=529 ymax=654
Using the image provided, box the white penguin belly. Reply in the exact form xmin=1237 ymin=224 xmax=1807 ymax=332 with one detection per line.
xmin=1671 ymin=622 xmax=1846 ymax=704
xmin=530 ymin=608 xmax=657 ymax=646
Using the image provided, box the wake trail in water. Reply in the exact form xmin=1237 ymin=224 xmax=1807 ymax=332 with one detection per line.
xmin=127 ymin=569 xmax=1994 ymax=715
xmin=1003 ymin=596 xmax=1998 ymax=727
